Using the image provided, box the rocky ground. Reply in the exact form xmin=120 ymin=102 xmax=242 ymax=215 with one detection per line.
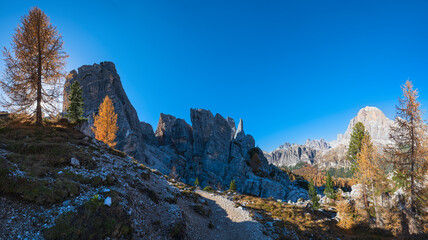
xmin=0 ymin=121 xmax=275 ymax=240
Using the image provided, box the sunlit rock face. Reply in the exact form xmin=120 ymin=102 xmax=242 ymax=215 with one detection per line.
xmin=63 ymin=61 xmax=150 ymax=160
xmin=335 ymin=106 xmax=394 ymax=146
xmin=267 ymin=106 xmax=393 ymax=170
xmin=265 ymin=139 xmax=330 ymax=168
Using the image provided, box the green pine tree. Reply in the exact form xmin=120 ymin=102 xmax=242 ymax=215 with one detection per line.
xmin=194 ymin=177 xmax=199 ymax=187
xmin=229 ymin=179 xmax=237 ymax=192
xmin=346 ymin=122 xmax=367 ymax=173
xmin=308 ymin=179 xmax=320 ymax=210
xmin=323 ymin=172 xmax=336 ymax=199
xmin=66 ymin=81 xmax=85 ymax=123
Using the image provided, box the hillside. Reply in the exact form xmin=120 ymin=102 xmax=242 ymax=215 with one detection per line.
xmin=2 ymin=119 xmax=411 ymax=239
xmin=0 ymin=119 xmax=271 ymax=239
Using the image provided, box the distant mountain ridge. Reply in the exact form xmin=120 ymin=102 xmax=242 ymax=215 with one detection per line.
xmin=267 ymin=106 xmax=393 ymax=169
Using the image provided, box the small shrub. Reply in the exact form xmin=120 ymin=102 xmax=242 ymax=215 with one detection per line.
xmin=208 ymin=221 xmax=214 ymax=229
xmin=203 ymin=186 xmax=213 ymax=192
xmin=165 ymin=196 xmax=178 ymax=204
xmin=229 ymin=179 xmax=237 ymax=192
xmin=141 ymin=187 xmax=159 ymax=204
xmin=192 ymin=204 xmax=212 ymax=217
xmin=336 ymin=200 xmax=356 ymax=230
xmin=170 ymin=222 xmax=186 ymax=240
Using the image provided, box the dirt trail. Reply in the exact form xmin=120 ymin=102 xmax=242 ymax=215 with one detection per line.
xmin=187 ymin=190 xmax=271 ymax=240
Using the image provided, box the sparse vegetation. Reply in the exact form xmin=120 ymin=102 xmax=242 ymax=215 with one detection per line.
xmin=170 ymin=222 xmax=186 ymax=240
xmin=203 ymin=186 xmax=214 ymax=192
xmin=229 ymin=179 xmax=237 ymax=192
xmin=308 ymin=179 xmax=320 ymax=210
xmin=44 ymin=194 xmax=132 ymax=240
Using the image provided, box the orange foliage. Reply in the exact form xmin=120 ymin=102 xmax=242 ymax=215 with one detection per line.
xmin=91 ymin=96 xmax=118 ymax=148
xmin=336 ymin=199 xmax=356 ymax=230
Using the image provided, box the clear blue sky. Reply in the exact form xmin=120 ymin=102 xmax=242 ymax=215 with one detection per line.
xmin=1 ymin=1 xmax=428 ymax=151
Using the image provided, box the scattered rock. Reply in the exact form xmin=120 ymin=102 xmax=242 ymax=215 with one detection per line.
xmin=70 ymin=158 xmax=80 ymax=167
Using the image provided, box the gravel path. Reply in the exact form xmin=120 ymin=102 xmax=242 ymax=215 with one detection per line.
xmin=194 ymin=190 xmax=271 ymax=240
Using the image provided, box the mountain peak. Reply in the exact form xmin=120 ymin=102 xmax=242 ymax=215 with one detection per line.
xmin=336 ymin=106 xmax=393 ymax=145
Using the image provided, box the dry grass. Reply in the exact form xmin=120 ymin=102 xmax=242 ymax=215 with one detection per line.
xmin=233 ymin=194 xmax=396 ymax=240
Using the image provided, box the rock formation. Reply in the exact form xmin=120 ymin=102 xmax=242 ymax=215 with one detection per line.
xmin=318 ymin=106 xmax=394 ymax=169
xmin=334 ymin=106 xmax=393 ymax=146
xmin=64 ymin=62 xmax=307 ymax=202
xmin=266 ymin=139 xmax=330 ymax=168
xmin=140 ymin=122 xmax=158 ymax=146
xmin=267 ymin=144 xmax=317 ymax=167
xmin=304 ymin=138 xmax=330 ymax=151
xmin=63 ymin=62 xmax=151 ymax=160
xmin=155 ymin=113 xmax=177 ymax=146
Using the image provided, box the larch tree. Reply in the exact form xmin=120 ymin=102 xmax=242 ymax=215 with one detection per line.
xmin=387 ymin=80 xmax=428 ymax=235
xmin=66 ymin=81 xmax=85 ymax=123
xmin=91 ymin=96 xmax=118 ymax=148
xmin=0 ymin=7 xmax=68 ymax=124
xmin=356 ymin=134 xmax=384 ymax=228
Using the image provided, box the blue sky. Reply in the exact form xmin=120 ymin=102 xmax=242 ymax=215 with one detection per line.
xmin=1 ymin=1 xmax=428 ymax=151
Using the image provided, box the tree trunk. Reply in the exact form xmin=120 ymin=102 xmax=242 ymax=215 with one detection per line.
xmin=371 ymin=183 xmax=384 ymax=228
xmin=408 ymin=117 xmax=419 ymax=235
xmin=36 ymin=11 xmax=42 ymax=125
xmin=362 ymin=184 xmax=371 ymax=219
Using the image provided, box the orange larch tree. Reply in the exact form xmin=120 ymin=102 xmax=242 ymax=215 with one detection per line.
xmin=387 ymin=80 xmax=428 ymax=235
xmin=91 ymin=96 xmax=118 ymax=148
xmin=356 ymin=134 xmax=384 ymax=228
xmin=1 ymin=7 xmax=68 ymax=124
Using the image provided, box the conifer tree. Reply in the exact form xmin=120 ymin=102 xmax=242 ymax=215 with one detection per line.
xmin=356 ymin=134 xmax=384 ymax=227
xmin=91 ymin=96 xmax=118 ymax=148
xmin=324 ymin=172 xmax=336 ymax=200
xmin=194 ymin=177 xmax=199 ymax=187
xmin=308 ymin=179 xmax=320 ymax=210
xmin=66 ymin=81 xmax=85 ymax=123
xmin=387 ymin=80 xmax=428 ymax=235
xmin=347 ymin=122 xmax=367 ymax=172
xmin=229 ymin=179 xmax=237 ymax=192
xmin=0 ymin=7 xmax=68 ymax=124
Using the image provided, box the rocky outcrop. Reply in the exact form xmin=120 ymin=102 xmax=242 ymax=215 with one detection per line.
xmin=191 ymin=109 xmax=214 ymax=158
xmin=155 ymin=113 xmax=177 ymax=146
xmin=149 ymin=108 xmax=304 ymax=200
xmin=319 ymin=106 xmax=393 ymax=169
xmin=304 ymin=138 xmax=330 ymax=151
xmin=267 ymin=144 xmax=317 ymax=167
xmin=63 ymin=62 xmax=149 ymax=160
xmin=334 ymin=106 xmax=393 ymax=146
xmin=65 ymin=62 xmax=306 ymax=202
xmin=140 ymin=122 xmax=157 ymax=146
xmin=202 ymin=114 xmax=232 ymax=177
xmin=171 ymin=119 xmax=193 ymax=159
